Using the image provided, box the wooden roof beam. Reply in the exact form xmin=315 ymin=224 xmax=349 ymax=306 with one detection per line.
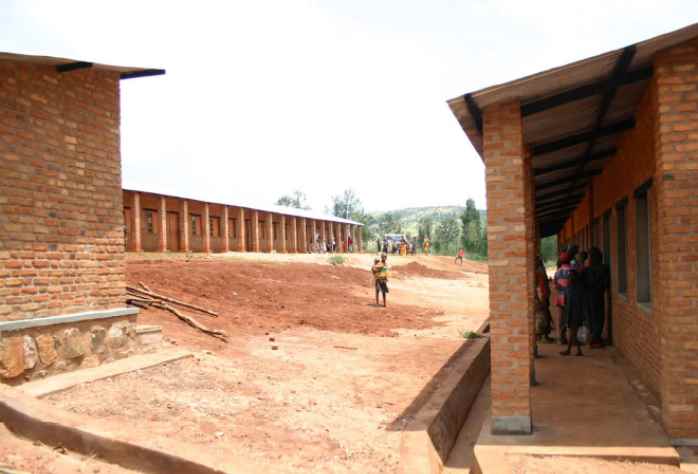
xmin=521 ymin=66 xmax=651 ymax=116
xmin=464 ymin=93 xmax=483 ymax=134
xmin=536 ymin=170 xmax=601 ymax=192
xmin=534 ymin=148 xmax=616 ymax=177
xmin=56 ymin=61 xmax=93 ymax=73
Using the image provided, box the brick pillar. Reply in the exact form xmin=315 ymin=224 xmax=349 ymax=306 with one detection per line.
xmin=238 ymin=208 xmax=246 ymax=252
xmin=299 ymin=218 xmax=307 ymax=253
xmin=290 ymin=216 xmax=298 ymax=253
xmin=267 ymin=213 xmax=274 ymax=253
xmin=159 ymin=196 xmax=167 ymax=252
xmin=483 ymin=100 xmax=534 ymax=435
xmin=133 ymin=192 xmax=142 ymax=252
xmin=280 ymin=214 xmax=287 ymax=253
xmin=180 ymin=200 xmax=190 ymax=252
xmin=222 ymin=206 xmax=230 ymax=252
xmin=653 ymin=42 xmax=698 ymax=440
xmin=252 ymin=210 xmax=260 ymax=252
xmin=335 ymin=223 xmax=342 ymax=252
xmin=203 ymin=203 xmax=211 ymax=253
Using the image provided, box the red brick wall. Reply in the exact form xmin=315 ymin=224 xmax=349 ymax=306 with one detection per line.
xmin=653 ymin=39 xmax=698 ymax=439
xmin=0 ymin=61 xmax=124 ymax=321
xmin=483 ymin=100 xmax=534 ymax=431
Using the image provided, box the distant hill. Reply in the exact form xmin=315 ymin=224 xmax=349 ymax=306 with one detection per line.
xmin=366 ymin=206 xmax=486 ymax=238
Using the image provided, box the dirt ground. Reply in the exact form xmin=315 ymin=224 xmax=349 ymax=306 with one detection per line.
xmin=0 ymin=422 xmax=140 ymax=474
xmin=42 ymin=253 xmax=489 ymax=473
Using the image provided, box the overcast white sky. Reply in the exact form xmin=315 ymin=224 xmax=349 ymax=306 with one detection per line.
xmin=1 ymin=2 xmax=696 ymax=212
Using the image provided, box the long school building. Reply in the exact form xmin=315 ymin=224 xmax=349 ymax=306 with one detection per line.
xmin=123 ymin=189 xmax=363 ymax=254
xmin=448 ymin=23 xmax=698 ymax=441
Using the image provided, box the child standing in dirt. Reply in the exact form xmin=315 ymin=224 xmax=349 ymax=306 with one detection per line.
xmin=455 ymin=248 xmax=465 ymax=265
xmin=371 ymin=254 xmax=389 ymax=307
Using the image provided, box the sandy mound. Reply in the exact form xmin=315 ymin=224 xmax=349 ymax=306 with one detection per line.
xmin=391 ymin=262 xmax=464 ymax=280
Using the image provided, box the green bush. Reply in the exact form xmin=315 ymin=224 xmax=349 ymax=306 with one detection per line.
xmin=328 ymin=255 xmax=345 ymax=266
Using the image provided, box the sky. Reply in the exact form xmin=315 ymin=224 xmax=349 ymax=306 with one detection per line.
xmin=1 ymin=1 xmax=696 ymax=213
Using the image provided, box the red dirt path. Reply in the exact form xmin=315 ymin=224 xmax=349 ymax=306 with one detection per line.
xmin=127 ymin=260 xmax=443 ymax=344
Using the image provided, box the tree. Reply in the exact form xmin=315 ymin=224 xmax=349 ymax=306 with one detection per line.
xmin=417 ymin=216 xmax=433 ymax=249
xmin=460 ymin=198 xmax=482 ymax=253
xmin=377 ymin=212 xmax=401 ymax=235
xmin=331 ymin=189 xmax=362 ymax=219
xmin=276 ymin=190 xmax=310 ymax=209
xmin=434 ymin=217 xmax=461 ymax=255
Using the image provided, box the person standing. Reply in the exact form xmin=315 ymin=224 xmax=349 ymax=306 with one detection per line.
xmin=585 ymin=247 xmax=610 ymax=348
xmin=371 ymin=254 xmax=389 ymax=307
xmin=557 ymin=251 xmax=584 ymax=356
xmin=536 ymin=256 xmax=554 ymax=342
xmin=455 ymin=248 xmax=465 ymax=265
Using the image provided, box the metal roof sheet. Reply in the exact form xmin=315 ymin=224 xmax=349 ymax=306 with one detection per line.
xmin=0 ymin=51 xmax=165 ymax=79
xmin=124 ymin=188 xmax=363 ymax=226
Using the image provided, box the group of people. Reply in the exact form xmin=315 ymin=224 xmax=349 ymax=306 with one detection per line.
xmin=308 ymin=235 xmax=355 ymax=253
xmin=378 ymin=238 xmax=417 ymax=256
xmin=535 ymin=244 xmax=610 ymax=357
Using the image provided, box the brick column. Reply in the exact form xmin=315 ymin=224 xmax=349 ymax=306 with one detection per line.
xmin=238 ymin=208 xmax=246 ymax=252
xmin=483 ymin=100 xmax=534 ymax=435
xmin=279 ymin=214 xmax=287 ymax=253
xmin=180 ymin=199 xmax=190 ymax=252
xmin=267 ymin=213 xmax=274 ymax=253
xmin=654 ymin=43 xmax=698 ymax=440
xmin=252 ymin=210 xmax=260 ymax=252
xmin=133 ymin=192 xmax=142 ymax=252
xmin=203 ymin=203 xmax=211 ymax=253
xmin=222 ymin=206 xmax=230 ymax=252
xmin=290 ymin=216 xmax=298 ymax=253
xmin=299 ymin=218 xmax=307 ymax=253
xmin=159 ymin=196 xmax=167 ymax=252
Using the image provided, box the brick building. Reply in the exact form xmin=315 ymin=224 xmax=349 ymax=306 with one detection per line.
xmin=122 ymin=189 xmax=363 ymax=254
xmin=448 ymin=24 xmax=698 ymax=441
xmin=0 ymin=53 xmax=163 ymax=381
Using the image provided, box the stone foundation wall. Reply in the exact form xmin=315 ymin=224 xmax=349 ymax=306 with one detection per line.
xmin=0 ymin=316 xmax=138 ymax=383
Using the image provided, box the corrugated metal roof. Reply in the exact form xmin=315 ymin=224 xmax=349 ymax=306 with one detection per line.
xmin=447 ymin=23 xmax=698 ymax=237
xmin=0 ymin=52 xmax=164 ymax=79
xmin=124 ymin=188 xmax=363 ymax=226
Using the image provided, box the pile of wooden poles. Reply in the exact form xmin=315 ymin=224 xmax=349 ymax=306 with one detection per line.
xmin=127 ymin=282 xmax=228 ymax=342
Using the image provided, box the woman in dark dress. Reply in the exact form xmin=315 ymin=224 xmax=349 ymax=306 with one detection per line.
xmin=585 ymin=247 xmax=610 ymax=347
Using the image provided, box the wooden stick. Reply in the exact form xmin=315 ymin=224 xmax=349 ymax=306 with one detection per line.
xmin=127 ymin=286 xmax=219 ymax=317
xmin=151 ymin=302 xmax=227 ymax=342
xmin=127 ymin=297 xmax=155 ymax=305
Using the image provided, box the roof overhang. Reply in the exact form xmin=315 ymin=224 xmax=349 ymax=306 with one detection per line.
xmin=447 ymin=23 xmax=698 ymax=237
xmin=0 ymin=52 xmax=165 ymax=80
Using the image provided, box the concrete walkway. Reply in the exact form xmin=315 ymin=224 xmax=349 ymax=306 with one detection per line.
xmin=19 ymin=348 xmax=192 ymax=398
xmin=458 ymin=343 xmax=679 ymax=473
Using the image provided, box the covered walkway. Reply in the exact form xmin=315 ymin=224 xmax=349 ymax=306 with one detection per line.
xmin=474 ymin=343 xmax=679 ymax=472
xmin=447 ymin=22 xmax=698 ymax=445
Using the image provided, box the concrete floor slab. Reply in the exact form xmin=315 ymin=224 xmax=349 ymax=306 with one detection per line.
xmin=19 ymin=348 xmax=192 ymax=398
xmin=474 ymin=343 xmax=680 ymax=473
